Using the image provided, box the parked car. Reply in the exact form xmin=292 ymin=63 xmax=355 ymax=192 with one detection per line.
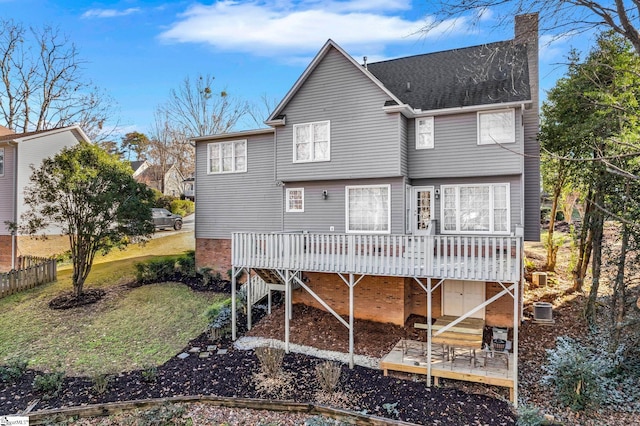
xmin=151 ymin=208 xmax=183 ymax=231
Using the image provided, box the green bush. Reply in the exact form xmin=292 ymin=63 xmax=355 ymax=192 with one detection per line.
xmin=170 ymin=199 xmax=194 ymax=217
xmin=542 ymin=336 xmax=611 ymax=410
xmin=91 ymin=373 xmax=112 ymax=395
xmin=33 ymin=369 xmax=65 ymax=398
xmin=135 ymin=257 xmax=177 ymax=283
xmin=0 ymin=358 xmax=28 ymax=383
xmin=516 ymin=404 xmax=546 ymax=426
xmin=155 ymin=195 xmax=176 ymax=210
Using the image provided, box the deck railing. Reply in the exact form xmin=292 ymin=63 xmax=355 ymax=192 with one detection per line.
xmin=232 ymin=232 xmax=522 ymax=282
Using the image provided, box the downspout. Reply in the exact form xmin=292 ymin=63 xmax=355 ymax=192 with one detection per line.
xmin=520 ymin=104 xmax=526 ymax=229
xmin=9 ymin=141 xmax=17 ymax=270
xmin=274 ymin=130 xmax=285 ymax=232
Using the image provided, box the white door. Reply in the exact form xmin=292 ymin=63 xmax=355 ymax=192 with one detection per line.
xmin=412 ymin=186 xmax=434 ymax=235
xmin=442 ymin=280 xmax=485 ymax=319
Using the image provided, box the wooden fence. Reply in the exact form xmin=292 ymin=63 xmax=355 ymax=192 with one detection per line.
xmin=0 ymin=256 xmax=57 ymax=298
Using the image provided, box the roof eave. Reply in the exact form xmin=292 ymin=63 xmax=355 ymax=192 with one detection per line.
xmin=383 ymin=99 xmax=533 ymax=118
xmin=191 ymin=127 xmax=275 ymax=143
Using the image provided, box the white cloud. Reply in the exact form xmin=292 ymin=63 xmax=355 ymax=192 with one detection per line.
xmin=539 ymin=32 xmax=577 ymax=62
xmin=82 ymin=8 xmax=141 ymax=19
xmin=158 ymin=1 xmax=472 ymax=58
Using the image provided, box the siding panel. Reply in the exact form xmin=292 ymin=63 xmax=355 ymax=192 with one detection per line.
xmin=408 ymin=110 xmax=524 ymax=179
xmin=276 ymin=47 xmax=401 ymax=181
xmin=0 ymin=145 xmax=15 ymax=235
xmin=283 ymin=177 xmax=405 ymax=234
xmin=195 ymin=133 xmax=282 ymax=239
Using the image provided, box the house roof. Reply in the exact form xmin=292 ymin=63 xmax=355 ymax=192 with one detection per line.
xmin=0 ymin=125 xmax=91 ymax=144
xmin=366 ymin=40 xmax=531 ymax=111
xmin=266 ymin=38 xmax=531 ymax=123
xmin=129 ymin=160 xmax=146 ymax=173
xmin=266 ymin=40 xmax=404 ymax=123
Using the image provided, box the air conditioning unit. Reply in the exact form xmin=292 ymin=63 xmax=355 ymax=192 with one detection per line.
xmin=533 ymin=302 xmax=554 ymax=323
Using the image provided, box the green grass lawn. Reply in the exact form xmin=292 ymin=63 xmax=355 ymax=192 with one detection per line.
xmin=0 ymin=233 xmax=222 ymax=376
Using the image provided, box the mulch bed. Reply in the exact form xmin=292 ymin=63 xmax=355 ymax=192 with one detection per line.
xmin=48 ymin=289 xmax=106 ymax=310
xmin=0 ymin=298 xmax=516 ymax=425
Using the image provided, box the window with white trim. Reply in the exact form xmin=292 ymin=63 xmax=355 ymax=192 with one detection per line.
xmin=478 ymin=109 xmax=515 ymax=145
xmin=293 ymin=121 xmax=330 ymax=162
xmin=416 ymin=117 xmax=434 ymax=149
xmin=286 ymin=188 xmax=304 ymax=212
xmin=0 ymin=148 xmax=4 ymax=176
xmin=208 ymin=140 xmax=246 ymax=174
xmin=346 ymin=185 xmax=390 ymax=233
xmin=441 ymin=183 xmax=510 ymax=233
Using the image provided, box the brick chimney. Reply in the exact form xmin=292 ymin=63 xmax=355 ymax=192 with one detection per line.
xmin=0 ymin=125 xmax=15 ymax=136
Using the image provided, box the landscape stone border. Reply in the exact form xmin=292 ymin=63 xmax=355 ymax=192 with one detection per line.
xmin=26 ymin=395 xmax=419 ymax=426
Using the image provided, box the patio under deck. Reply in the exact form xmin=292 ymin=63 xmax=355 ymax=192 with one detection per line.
xmin=380 ymin=339 xmax=515 ymax=401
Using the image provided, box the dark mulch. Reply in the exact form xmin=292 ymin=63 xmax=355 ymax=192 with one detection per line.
xmin=1 ymin=278 xmax=515 ymax=425
xmin=0 ymin=330 xmax=515 ymax=425
xmin=48 ymin=289 xmax=106 ymax=310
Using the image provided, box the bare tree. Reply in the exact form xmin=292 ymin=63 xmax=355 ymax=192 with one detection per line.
xmin=158 ymin=74 xmax=249 ymax=138
xmin=425 ymin=1 xmax=640 ymax=55
xmin=148 ymin=109 xmax=194 ymax=187
xmin=0 ymin=19 xmax=116 ymax=140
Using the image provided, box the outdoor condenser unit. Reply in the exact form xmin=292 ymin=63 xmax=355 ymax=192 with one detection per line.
xmin=533 ymin=301 xmax=554 ymax=323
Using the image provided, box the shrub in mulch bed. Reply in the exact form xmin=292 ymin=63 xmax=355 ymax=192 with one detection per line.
xmin=132 ymin=251 xmax=232 ymax=293
xmin=0 ymin=328 xmax=516 ymax=425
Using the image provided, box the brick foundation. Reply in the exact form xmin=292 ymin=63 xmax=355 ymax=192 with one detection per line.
xmin=291 ymin=274 xmax=516 ymax=327
xmin=0 ymin=235 xmax=14 ymax=272
xmin=292 ymin=273 xmax=408 ymax=325
xmin=195 ymin=238 xmax=232 ymax=277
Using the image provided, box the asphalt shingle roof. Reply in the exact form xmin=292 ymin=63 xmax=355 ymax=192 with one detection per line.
xmin=367 ymin=40 xmax=531 ymax=111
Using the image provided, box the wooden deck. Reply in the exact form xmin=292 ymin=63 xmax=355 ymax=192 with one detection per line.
xmin=232 ymin=232 xmax=522 ymax=282
xmin=380 ymin=339 xmax=515 ymax=401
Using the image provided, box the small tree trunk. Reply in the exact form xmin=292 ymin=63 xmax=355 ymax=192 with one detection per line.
xmin=611 ymin=222 xmax=629 ymax=347
xmin=584 ymin=196 xmax=605 ymax=325
xmin=572 ymin=196 xmax=594 ymax=292
xmin=546 ymin=184 xmax=562 ymax=271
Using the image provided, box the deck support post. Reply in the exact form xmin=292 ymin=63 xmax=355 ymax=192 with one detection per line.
xmin=349 ymin=273 xmax=355 ymax=369
xmin=513 ymin=278 xmax=519 ymax=406
xmin=247 ymin=268 xmax=252 ymax=331
xmin=231 ymin=266 xmax=237 ymax=341
xmin=427 ymin=277 xmax=432 ymax=387
xmin=285 ymin=269 xmax=290 ymax=353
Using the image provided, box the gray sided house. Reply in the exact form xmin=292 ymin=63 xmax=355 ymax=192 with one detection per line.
xmin=194 ymin=14 xmax=540 ymax=402
xmin=0 ymin=125 xmax=90 ymax=271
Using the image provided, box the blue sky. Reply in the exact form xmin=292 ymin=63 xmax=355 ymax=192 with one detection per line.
xmin=3 ymin=0 xmax=594 ymax=138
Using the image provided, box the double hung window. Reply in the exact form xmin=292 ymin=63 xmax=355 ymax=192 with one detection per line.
xmin=293 ymin=121 xmax=330 ymax=162
xmin=416 ymin=117 xmax=434 ymax=149
xmin=208 ymin=140 xmax=246 ymax=174
xmin=441 ymin=183 xmax=509 ymax=233
xmin=286 ymin=188 xmax=304 ymax=212
xmin=478 ymin=109 xmax=515 ymax=145
xmin=346 ymin=185 xmax=390 ymax=233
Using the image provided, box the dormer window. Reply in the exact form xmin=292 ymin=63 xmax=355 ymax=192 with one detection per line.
xmin=477 ymin=109 xmax=515 ymax=145
xmin=293 ymin=121 xmax=330 ymax=163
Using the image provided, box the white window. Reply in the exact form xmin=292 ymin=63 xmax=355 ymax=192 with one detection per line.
xmin=478 ymin=109 xmax=515 ymax=145
xmin=0 ymin=147 xmax=4 ymax=176
xmin=416 ymin=117 xmax=434 ymax=149
xmin=208 ymin=140 xmax=246 ymax=174
xmin=286 ymin=188 xmax=304 ymax=212
xmin=346 ymin=185 xmax=390 ymax=233
xmin=441 ymin=183 xmax=510 ymax=234
xmin=293 ymin=121 xmax=330 ymax=163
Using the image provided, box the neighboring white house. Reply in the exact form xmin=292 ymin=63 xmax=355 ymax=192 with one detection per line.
xmin=0 ymin=125 xmax=90 ymax=270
